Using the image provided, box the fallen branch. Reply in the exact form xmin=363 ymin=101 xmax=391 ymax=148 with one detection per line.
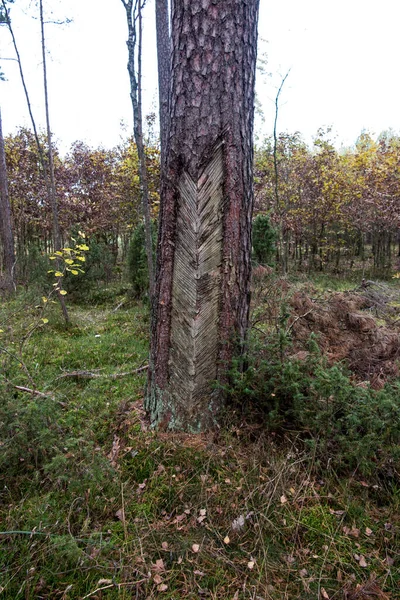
xmin=56 ymin=365 xmax=148 ymax=380
xmin=13 ymin=385 xmax=54 ymax=399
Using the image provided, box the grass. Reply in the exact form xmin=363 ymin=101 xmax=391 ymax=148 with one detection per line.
xmin=0 ymin=285 xmax=399 ymax=599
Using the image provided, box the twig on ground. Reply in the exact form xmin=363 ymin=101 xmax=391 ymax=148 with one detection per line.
xmin=13 ymin=385 xmax=54 ymax=399
xmin=56 ymin=365 xmax=148 ymax=380
xmin=81 ymin=579 xmax=148 ymax=600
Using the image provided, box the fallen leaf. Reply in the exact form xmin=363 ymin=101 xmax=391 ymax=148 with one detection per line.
xmin=157 ymin=583 xmax=168 ymax=592
xmin=152 ymin=559 xmax=165 ymax=571
xmin=153 ymin=574 xmax=163 ymax=584
xmin=223 ymin=536 xmax=230 ymax=544
xmin=197 ymin=515 xmax=206 ymax=523
xmin=192 ymin=544 xmax=200 ymax=553
xmin=199 ymin=508 xmax=206 ymax=516
xmin=98 ymin=579 xmax=113 ymax=585
xmin=321 ymin=587 xmax=330 ymax=599
xmin=359 ymin=556 xmax=368 ymax=568
xmin=365 ymin=527 xmax=373 ymax=536
xmin=247 ymin=561 xmax=255 ymax=570
xmin=194 ymin=570 xmax=205 ymax=576
xmin=232 ymin=515 xmax=245 ymax=531
xmin=299 ymin=569 xmax=308 ymax=577
xmin=115 ymin=508 xmax=125 ymax=523
xmin=161 ymin=541 xmax=169 ymax=550
xmin=280 ymin=494 xmax=288 ymax=504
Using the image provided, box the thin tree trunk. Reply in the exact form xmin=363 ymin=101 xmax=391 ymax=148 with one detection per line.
xmin=0 ymin=107 xmax=15 ymax=292
xmin=146 ymin=0 xmax=260 ymax=431
xmin=155 ymin=0 xmax=170 ymax=168
xmin=273 ymin=71 xmax=289 ymax=274
xmin=2 ymin=0 xmax=68 ymax=320
xmin=39 ymin=0 xmax=69 ymax=323
xmin=121 ymin=0 xmax=154 ymax=297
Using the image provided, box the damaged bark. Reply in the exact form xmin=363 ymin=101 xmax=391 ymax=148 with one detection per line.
xmin=146 ymin=0 xmax=260 ymax=431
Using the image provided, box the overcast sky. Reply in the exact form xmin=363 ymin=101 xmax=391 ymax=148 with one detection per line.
xmin=1 ymin=0 xmax=400 ymax=152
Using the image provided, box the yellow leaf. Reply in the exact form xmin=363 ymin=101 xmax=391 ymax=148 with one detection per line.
xmin=49 ymin=256 xmax=56 ymax=260
xmin=42 ymin=297 xmax=48 ymax=303
xmin=0 ymin=329 xmax=3 ymax=333
xmin=55 ymin=251 xmax=63 ymax=256
xmin=59 ymin=290 xmax=68 ymax=296
xmin=41 ymin=318 xmax=49 ymax=324
xmin=71 ymin=270 xmax=79 ymax=275
xmin=55 ymin=272 xmax=64 ymax=277
xmin=76 ymin=256 xmax=85 ymax=262
xmin=65 ymin=259 xmax=74 ymax=265
xmin=78 ymin=244 xmax=89 ymax=251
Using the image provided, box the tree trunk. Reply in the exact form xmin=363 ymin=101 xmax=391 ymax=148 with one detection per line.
xmin=40 ymin=0 xmax=69 ymax=324
xmin=122 ymin=0 xmax=155 ymax=297
xmin=0 ymin=107 xmax=15 ymax=292
xmin=155 ymin=0 xmax=170 ymax=168
xmin=146 ymin=0 xmax=260 ymax=431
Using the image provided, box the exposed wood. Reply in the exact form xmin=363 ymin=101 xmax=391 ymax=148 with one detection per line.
xmin=168 ymin=143 xmax=224 ymax=416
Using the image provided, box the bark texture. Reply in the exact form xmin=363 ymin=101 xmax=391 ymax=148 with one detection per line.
xmin=146 ymin=0 xmax=259 ymax=431
xmin=0 ymin=108 xmax=15 ymax=292
xmin=155 ymin=0 xmax=170 ymax=167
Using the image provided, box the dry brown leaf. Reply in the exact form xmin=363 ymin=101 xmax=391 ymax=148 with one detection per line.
xmin=223 ymin=535 xmax=230 ymax=544
xmin=161 ymin=541 xmax=169 ymax=550
xmin=365 ymin=527 xmax=373 ymax=536
xmin=321 ymin=587 xmax=330 ymax=599
xmin=359 ymin=555 xmax=368 ymax=568
xmin=280 ymin=494 xmax=288 ymax=504
xmin=192 ymin=544 xmax=200 ymax=553
xmin=153 ymin=574 xmax=163 ymax=584
xmin=115 ymin=508 xmax=125 ymax=523
xmin=152 ymin=558 xmax=165 ymax=572
xmin=157 ymin=583 xmax=168 ymax=592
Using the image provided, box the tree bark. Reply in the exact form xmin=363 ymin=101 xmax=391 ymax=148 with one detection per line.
xmin=155 ymin=0 xmax=170 ymax=167
xmin=0 ymin=107 xmax=15 ymax=292
xmin=146 ymin=0 xmax=260 ymax=431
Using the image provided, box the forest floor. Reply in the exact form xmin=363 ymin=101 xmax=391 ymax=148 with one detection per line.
xmin=0 ymin=275 xmax=399 ymax=599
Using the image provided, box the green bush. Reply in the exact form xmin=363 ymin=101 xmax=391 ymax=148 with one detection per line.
xmin=252 ymin=213 xmax=277 ymax=266
xmin=63 ymin=237 xmax=116 ymax=298
xmin=225 ymin=332 xmax=400 ymax=478
xmin=127 ymin=221 xmax=157 ymax=299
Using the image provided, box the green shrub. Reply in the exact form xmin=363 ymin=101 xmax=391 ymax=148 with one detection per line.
xmin=252 ymin=213 xmax=277 ymax=266
xmin=225 ymin=332 xmax=400 ymax=478
xmin=63 ymin=237 xmax=116 ymax=298
xmin=127 ymin=221 xmax=157 ymax=299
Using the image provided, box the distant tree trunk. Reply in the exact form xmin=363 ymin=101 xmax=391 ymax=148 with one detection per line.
xmin=0 ymin=107 xmax=15 ymax=292
xmin=121 ymin=0 xmax=155 ymax=297
xmin=39 ymin=0 xmax=69 ymax=323
xmin=146 ymin=0 xmax=260 ymax=431
xmin=155 ymin=0 xmax=170 ymax=167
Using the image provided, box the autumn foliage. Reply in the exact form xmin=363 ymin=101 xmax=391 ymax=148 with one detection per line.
xmin=255 ymin=129 xmax=400 ymax=275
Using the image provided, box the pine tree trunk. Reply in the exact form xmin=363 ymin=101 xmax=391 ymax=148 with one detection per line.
xmin=146 ymin=0 xmax=260 ymax=431
xmin=155 ymin=0 xmax=170 ymax=168
xmin=0 ymin=107 xmax=15 ymax=292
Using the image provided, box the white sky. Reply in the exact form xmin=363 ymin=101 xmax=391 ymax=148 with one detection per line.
xmin=1 ymin=0 xmax=400 ymax=152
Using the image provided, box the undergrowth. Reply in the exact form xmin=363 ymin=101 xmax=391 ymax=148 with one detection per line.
xmin=0 ymin=283 xmax=399 ymax=599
